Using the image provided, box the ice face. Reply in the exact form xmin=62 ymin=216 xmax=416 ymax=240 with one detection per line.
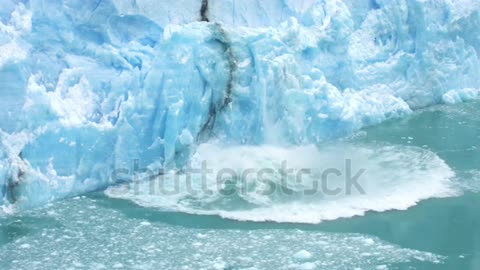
xmin=0 ymin=0 xmax=479 ymax=209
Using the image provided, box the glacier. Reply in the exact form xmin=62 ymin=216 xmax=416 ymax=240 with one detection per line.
xmin=0 ymin=0 xmax=479 ymax=212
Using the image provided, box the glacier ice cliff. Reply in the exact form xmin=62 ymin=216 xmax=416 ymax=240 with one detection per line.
xmin=0 ymin=0 xmax=479 ymax=211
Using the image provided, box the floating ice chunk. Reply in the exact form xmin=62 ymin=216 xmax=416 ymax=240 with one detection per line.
xmin=294 ymin=250 xmax=313 ymax=261
xmin=363 ymin=238 xmax=375 ymax=246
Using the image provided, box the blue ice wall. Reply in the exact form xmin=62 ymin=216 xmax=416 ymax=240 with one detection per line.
xmin=0 ymin=0 xmax=479 ymax=210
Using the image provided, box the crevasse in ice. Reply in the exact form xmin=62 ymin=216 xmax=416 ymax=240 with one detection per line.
xmin=0 ymin=0 xmax=479 ymax=210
